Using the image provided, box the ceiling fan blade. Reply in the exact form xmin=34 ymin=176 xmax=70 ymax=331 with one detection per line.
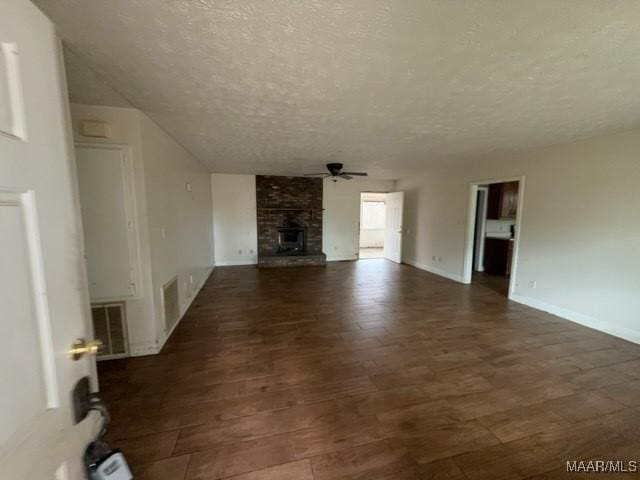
xmin=341 ymin=172 xmax=368 ymax=176
xmin=304 ymin=173 xmax=330 ymax=177
xmin=339 ymin=174 xmax=353 ymax=180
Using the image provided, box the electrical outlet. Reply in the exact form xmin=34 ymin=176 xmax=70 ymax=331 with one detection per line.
xmin=189 ymin=275 xmax=194 ymax=284
xmin=186 ymin=182 xmax=192 ymax=192
xmin=238 ymin=249 xmax=242 ymax=255
xmin=529 ymin=280 xmax=537 ymax=288
xmin=161 ymin=228 xmax=166 ymax=239
xmin=432 ymin=255 xmax=436 ymax=261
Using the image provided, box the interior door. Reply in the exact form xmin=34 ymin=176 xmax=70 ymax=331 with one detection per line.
xmin=383 ymin=191 xmax=404 ymax=263
xmin=1 ymin=2 xmax=98 ymax=479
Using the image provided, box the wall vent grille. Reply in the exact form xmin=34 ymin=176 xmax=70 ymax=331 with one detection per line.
xmin=91 ymin=303 xmax=128 ymax=360
xmin=163 ymin=276 xmax=180 ymax=333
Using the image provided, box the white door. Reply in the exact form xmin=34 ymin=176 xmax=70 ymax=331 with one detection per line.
xmin=1 ymin=2 xmax=99 ymax=479
xmin=383 ymin=191 xmax=404 ymax=263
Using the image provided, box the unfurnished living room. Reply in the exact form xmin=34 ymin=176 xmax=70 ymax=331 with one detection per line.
xmin=2 ymin=1 xmax=640 ymax=479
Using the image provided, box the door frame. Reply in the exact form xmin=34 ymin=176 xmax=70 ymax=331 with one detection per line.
xmin=462 ymin=176 xmax=525 ymax=299
xmin=473 ymin=186 xmax=489 ymax=272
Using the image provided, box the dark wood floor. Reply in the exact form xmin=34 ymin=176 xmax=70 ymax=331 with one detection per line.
xmin=99 ymin=260 xmax=640 ymax=479
xmin=472 ymin=271 xmax=510 ymax=297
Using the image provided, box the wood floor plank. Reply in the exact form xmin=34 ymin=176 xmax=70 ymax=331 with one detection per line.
xmin=135 ymin=455 xmax=191 ymax=480
xmin=310 ymin=440 xmax=423 ymax=480
xmin=97 ymin=260 xmax=640 ymax=479
xmin=224 ymin=460 xmax=314 ymax=480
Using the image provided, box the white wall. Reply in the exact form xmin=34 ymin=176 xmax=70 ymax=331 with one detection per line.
xmin=398 ymin=128 xmax=640 ymax=343
xmin=208 ymin=175 xmax=395 ymax=262
xmin=138 ymin=113 xmax=214 ymax=346
xmin=70 ymin=104 xmax=156 ymax=355
xmin=211 ymin=174 xmax=258 ymax=265
xmin=70 ymin=104 xmax=213 ymax=355
xmin=324 ymin=178 xmax=395 ymax=260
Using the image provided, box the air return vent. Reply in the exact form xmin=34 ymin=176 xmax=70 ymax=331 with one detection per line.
xmin=162 ymin=276 xmax=180 ymax=333
xmin=91 ymin=303 xmax=128 ymax=360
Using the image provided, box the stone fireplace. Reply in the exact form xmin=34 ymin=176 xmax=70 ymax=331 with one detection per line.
xmin=256 ymin=175 xmax=326 ymax=267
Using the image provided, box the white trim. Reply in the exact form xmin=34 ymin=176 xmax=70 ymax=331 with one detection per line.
xmin=17 ymin=191 xmax=59 ymax=408
xmin=0 ymin=42 xmax=27 ymax=140
xmin=403 ymin=258 xmax=465 ymax=283
xmin=473 ymin=187 xmax=488 ymax=272
xmin=215 ymin=259 xmax=257 ymax=266
xmin=129 ymin=341 xmax=159 ymax=357
xmin=462 ymin=176 xmax=525 ymax=300
xmin=510 ymin=294 xmax=640 ymax=345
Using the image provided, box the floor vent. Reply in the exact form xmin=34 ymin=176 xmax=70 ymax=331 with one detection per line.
xmin=162 ymin=276 xmax=180 ymax=333
xmin=91 ymin=303 xmax=128 ymax=360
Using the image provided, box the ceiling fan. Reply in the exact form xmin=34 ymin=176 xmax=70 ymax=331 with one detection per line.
xmin=304 ymin=163 xmax=368 ymax=182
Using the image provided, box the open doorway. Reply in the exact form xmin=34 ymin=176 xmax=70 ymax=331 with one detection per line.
xmin=464 ymin=178 xmax=523 ymax=297
xmin=359 ymin=192 xmax=386 ymax=259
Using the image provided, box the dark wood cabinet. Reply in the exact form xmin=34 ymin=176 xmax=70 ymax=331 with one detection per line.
xmin=484 ymin=238 xmax=510 ymax=275
xmin=486 ymin=184 xmax=502 ymax=220
xmin=501 ymin=182 xmax=518 ymax=218
xmin=486 ymin=182 xmax=519 ymax=220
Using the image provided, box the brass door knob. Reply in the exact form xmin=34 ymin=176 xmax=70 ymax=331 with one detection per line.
xmin=69 ymin=338 xmax=103 ymax=361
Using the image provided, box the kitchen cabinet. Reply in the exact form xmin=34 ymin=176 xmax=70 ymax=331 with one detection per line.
xmin=501 ymin=182 xmax=519 ymax=218
xmin=486 ymin=182 xmax=519 ymax=219
xmin=484 ymin=238 xmax=511 ymax=275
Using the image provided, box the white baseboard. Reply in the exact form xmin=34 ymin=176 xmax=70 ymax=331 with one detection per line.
xmin=510 ymin=293 xmax=640 ymax=345
xmin=215 ymin=259 xmax=257 ymax=266
xmin=129 ymin=341 xmax=159 ymax=357
xmin=403 ymin=258 xmax=465 ymax=283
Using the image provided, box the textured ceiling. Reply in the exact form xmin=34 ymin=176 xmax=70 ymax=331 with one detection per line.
xmin=62 ymin=46 xmax=132 ymax=108
xmin=35 ymin=0 xmax=640 ymax=177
